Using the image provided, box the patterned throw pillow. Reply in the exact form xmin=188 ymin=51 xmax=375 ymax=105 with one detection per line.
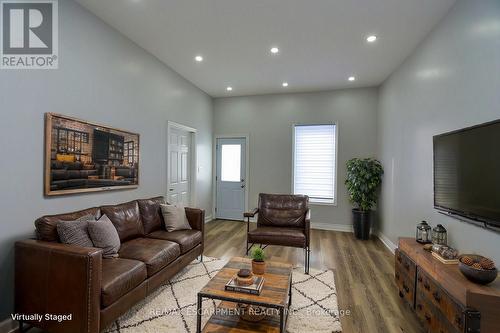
xmin=56 ymin=214 xmax=95 ymax=247
xmin=88 ymin=214 xmax=121 ymax=258
xmin=160 ymin=204 xmax=192 ymax=232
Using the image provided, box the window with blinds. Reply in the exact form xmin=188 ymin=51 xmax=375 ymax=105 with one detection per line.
xmin=293 ymin=124 xmax=336 ymax=204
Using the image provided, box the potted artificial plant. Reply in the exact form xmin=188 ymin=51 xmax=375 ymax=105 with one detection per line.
xmin=251 ymin=247 xmax=266 ymax=275
xmin=345 ymin=158 xmax=384 ymax=240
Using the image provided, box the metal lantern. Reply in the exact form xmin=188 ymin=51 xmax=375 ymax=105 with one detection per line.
xmin=416 ymin=221 xmax=432 ymax=244
xmin=432 ymin=224 xmax=447 ymax=246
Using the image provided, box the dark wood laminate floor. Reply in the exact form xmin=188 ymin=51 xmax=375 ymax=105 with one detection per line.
xmin=29 ymin=219 xmax=424 ymax=333
xmin=205 ymin=219 xmax=424 ymax=333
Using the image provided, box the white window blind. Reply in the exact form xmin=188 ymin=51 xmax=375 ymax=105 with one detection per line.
xmin=293 ymin=124 xmax=336 ymax=203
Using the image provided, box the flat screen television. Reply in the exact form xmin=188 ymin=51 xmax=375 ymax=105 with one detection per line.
xmin=434 ymin=119 xmax=500 ymax=229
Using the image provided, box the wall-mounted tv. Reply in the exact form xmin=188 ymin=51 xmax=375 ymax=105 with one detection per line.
xmin=433 ymin=119 xmax=500 ymax=230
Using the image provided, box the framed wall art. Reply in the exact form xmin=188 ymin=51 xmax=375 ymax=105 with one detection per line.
xmin=44 ymin=113 xmax=139 ymax=196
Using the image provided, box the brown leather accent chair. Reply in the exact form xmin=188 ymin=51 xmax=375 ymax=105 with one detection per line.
xmin=245 ymin=193 xmax=310 ymax=274
xmin=15 ymin=197 xmax=204 ymax=333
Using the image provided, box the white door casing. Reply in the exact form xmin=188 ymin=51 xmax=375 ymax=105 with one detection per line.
xmin=216 ymin=137 xmax=247 ymax=220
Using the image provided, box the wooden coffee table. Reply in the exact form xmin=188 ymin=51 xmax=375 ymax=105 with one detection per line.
xmin=196 ymin=257 xmax=293 ymax=333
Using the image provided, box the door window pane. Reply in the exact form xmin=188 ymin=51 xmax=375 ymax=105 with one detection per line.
xmin=221 ymin=144 xmax=241 ymax=181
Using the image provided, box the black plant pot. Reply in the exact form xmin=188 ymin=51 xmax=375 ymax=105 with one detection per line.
xmin=352 ymin=209 xmax=371 ymax=240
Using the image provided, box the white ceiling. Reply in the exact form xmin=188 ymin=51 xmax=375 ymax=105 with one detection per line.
xmin=76 ymin=0 xmax=456 ymax=97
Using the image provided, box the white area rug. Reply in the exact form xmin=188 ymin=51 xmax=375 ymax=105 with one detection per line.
xmin=104 ymin=257 xmax=342 ymax=333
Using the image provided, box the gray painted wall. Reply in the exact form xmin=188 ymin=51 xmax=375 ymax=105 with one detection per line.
xmin=0 ymin=0 xmax=213 ymax=320
xmin=213 ymin=88 xmax=378 ymax=228
xmin=378 ymin=0 xmax=500 ymax=262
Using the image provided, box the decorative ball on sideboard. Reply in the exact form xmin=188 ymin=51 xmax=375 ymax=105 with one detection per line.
xmin=479 ymin=258 xmax=496 ymax=270
xmin=461 ymin=256 xmax=474 ymax=266
xmin=472 ymin=263 xmax=482 ymax=270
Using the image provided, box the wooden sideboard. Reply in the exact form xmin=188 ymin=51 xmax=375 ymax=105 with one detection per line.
xmin=395 ymin=238 xmax=500 ymax=333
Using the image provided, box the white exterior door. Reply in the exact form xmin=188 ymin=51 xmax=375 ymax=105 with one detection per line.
xmin=216 ymin=138 xmax=246 ymax=220
xmin=168 ymin=128 xmax=191 ymax=206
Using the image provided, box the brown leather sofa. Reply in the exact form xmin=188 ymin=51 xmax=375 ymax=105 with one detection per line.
xmin=245 ymin=193 xmax=310 ymax=274
xmin=15 ymin=196 xmax=204 ymax=333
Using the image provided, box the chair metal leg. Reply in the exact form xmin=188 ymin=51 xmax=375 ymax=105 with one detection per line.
xmin=305 ymin=246 xmax=310 ymax=274
xmin=307 ymin=247 xmax=310 ymax=274
xmin=246 ymin=217 xmax=251 ymax=255
xmin=199 ymin=254 xmax=203 ymax=262
xmin=246 ymin=243 xmax=254 ymax=255
xmin=304 ymin=247 xmax=307 ymax=274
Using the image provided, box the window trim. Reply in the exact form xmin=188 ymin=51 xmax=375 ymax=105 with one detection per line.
xmin=291 ymin=122 xmax=338 ymax=206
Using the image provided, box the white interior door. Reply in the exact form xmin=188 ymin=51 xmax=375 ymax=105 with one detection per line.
xmin=216 ymin=138 xmax=246 ymax=220
xmin=168 ymin=128 xmax=191 ymax=206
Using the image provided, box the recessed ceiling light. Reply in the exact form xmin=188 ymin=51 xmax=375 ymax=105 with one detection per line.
xmin=348 ymin=76 xmax=356 ymax=81
xmin=270 ymin=47 xmax=279 ymax=54
xmin=194 ymin=55 xmax=203 ymax=62
xmin=366 ymin=35 xmax=377 ymax=43
xmin=282 ymin=82 xmax=289 ymax=87
xmin=226 ymin=86 xmax=233 ymax=91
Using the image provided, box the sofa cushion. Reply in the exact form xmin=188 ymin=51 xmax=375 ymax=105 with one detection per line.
xmin=115 ymin=167 xmax=135 ymax=178
xmin=101 ymin=201 xmax=144 ymax=242
xmin=160 ymin=204 xmax=192 ymax=232
xmin=88 ymin=215 xmax=121 ymax=258
xmin=257 ymin=193 xmax=309 ymax=228
xmin=247 ymin=226 xmax=306 ymax=247
xmin=137 ymin=197 xmax=165 ymax=234
xmin=118 ymin=238 xmax=180 ymax=276
xmin=51 ymin=160 xmax=66 ymax=170
xmin=35 ymin=207 xmax=101 ymax=242
xmin=80 ymin=170 xmax=98 ymax=178
xmin=64 ymin=161 xmax=82 ymax=170
xmin=67 ymin=179 xmax=86 ymax=187
xmin=56 ymin=154 xmax=75 ymax=163
xmin=51 ymin=180 xmax=68 ymax=190
xmin=67 ymin=170 xmax=82 ymax=179
xmin=147 ymin=230 xmax=202 ymax=254
xmin=101 ymin=258 xmax=147 ymax=307
xmin=56 ymin=215 xmax=95 ymax=247
xmin=51 ymin=169 xmax=69 ymax=181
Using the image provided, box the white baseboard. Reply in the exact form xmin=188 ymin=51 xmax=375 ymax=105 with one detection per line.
xmin=0 ymin=318 xmax=17 ymax=333
xmin=207 ymin=218 xmax=397 ymax=254
xmin=204 ymin=215 xmax=214 ymax=223
xmin=311 ymin=223 xmax=397 ymax=254
xmin=377 ymin=231 xmax=397 ymax=254
xmin=312 ymin=222 xmax=353 ymax=232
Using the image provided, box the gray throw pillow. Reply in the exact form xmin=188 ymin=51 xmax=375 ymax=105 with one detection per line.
xmin=160 ymin=204 xmax=192 ymax=232
xmin=88 ymin=214 xmax=121 ymax=258
xmin=56 ymin=214 xmax=95 ymax=247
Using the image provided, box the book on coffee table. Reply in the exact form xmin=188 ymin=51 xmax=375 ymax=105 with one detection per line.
xmin=225 ymin=275 xmax=265 ymax=295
